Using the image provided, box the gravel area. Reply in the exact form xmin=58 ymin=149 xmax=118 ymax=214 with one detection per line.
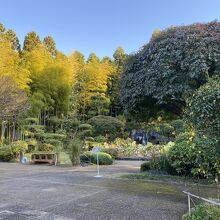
xmin=0 ymin=161 xmax=188 ymax=219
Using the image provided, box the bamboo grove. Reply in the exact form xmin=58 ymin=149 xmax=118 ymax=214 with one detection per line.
xmin=0 ymin=23 xmax=127 ymax=143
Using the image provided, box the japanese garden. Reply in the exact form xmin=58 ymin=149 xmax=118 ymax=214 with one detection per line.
xmin=0 ymin=5 xmax=220 ymax=220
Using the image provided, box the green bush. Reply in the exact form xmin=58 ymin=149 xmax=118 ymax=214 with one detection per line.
xmin=182 ymin=204 xmax=220 ymax=220
xmin=88 ymin=115 xmax=125 ymax=140
xmin=38 ymin=143 xmax=55 ymax=152
xmin=63 ymin=118 xmax=80 ymax=133
xmin=101 ymin=148 xmax=118 ymax=159
xmin=67 ymin=138 xmax=82 ymax=165
xmin=140 ymin=161 xmax=151 ymax=172
xmin=168 ymin=132 xmax=219 ymax=178
xmin=186 ymin=76 xmax=220 ymax=139
xmin=47 ymin=116 xmax=61 ymax=131
xmin=148 ymin=156 xmax=177 ymax=175
xmin=91 ymin=152 xmax=113 ymax=165
xmin=0 ymin=146 xmax=13 ymax=161
xmin=80 ymin=152 xmax=113 ymax=165
xmin=11 ymin=140 xmax=28 ymax=156
xmin=43 ymin=133 xmax=66 ymax=141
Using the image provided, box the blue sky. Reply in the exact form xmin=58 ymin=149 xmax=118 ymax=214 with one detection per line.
xmin=0 ymin=0 xmax=220 ymax=58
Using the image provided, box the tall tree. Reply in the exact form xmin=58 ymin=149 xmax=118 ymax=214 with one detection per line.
xmin=5 ymin=29 xmax=21 ymax=52
xmin=0 ymin=76 xmax=29 ymax=121
xmin=69 ymin=51 xmax=85 ymax=117
xmin=107 ymin=47 xmax=127 ymax=116
xmin=0 ymin=23 xmax=21 ymax=52
xmin=43 ymin=35 xmax=57 ymax=56
xmin=23 ymin=32 xmax=41 ymax=52
xmin=0 ymin=76 xmax=29 ymax=142
xmin=121 ymin=21 xmax=220 ymax=116
xmin=0 ymin=40 xmax=30 ymax=90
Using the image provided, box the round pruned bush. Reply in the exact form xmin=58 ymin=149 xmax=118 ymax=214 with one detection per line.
xmin=78 ymin=123 xmax=93 ymax=139
xmin=80 ymin=152 xmax=113 ymax=165
xmin=91 ymin=152 xmax=113 ymax=165
xmin=88 ymin=115 xmax=125 ymax=140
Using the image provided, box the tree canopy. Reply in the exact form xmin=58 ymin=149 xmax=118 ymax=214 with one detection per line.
xmin=121 ymin=21 xmax=220 ymax=116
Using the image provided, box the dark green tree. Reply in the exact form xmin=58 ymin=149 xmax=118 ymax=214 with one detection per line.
xmin=121 ymin=21 xmax=220 ymax=116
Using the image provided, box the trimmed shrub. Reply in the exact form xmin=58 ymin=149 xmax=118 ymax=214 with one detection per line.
xmin=88 ymin=115 xmax=125 ymax=140
xmin=182 ymin=204 xmax=220 ymax=220
xmin=43 ymin=133 xmax=66 ymax=141
xmin=91 ymin=152 xmax=113 ymax=165
xmin=47 ymin=116 xmax=61 ymax=132
xmin=80 ymin=152 xmax=113 ymax=165
xmin=63 ymin=118 xmax=80 ymax=133
xmin=67 ymin=138 xmax=82 ymax=165
xmin=77 ymin=124 xmax=93 ymax=139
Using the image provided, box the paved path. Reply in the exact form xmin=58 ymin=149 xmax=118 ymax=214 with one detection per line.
xmin=0 ymin=161 xmax=188 ymax=220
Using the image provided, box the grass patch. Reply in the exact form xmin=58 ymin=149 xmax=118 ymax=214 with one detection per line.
xmin=119 ymin=171 xmax=216 ymax=185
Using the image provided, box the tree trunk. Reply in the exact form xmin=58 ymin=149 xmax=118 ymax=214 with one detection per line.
xmin=12 ymin=122 xmax=16 ymax=142
xmin=1 ymin=121 xmax=5 ymax=142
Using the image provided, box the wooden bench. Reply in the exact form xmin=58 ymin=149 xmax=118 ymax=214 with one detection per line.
xmin=31 ymin=152 xmax=57 ymax=165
